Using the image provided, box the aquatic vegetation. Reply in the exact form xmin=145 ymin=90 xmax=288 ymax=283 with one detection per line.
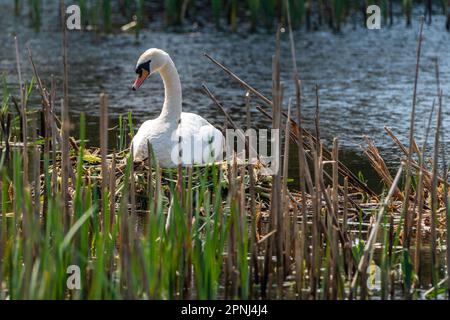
xmin=28 ymin=0 xmax=41 ymax=32
xmin=332 ymin=0 xmax=345 ymax=31
xmin=403 ymin=0 xmax=413 ymax=26
xmin=289 ymin=0 xmax=305 ymax=28
xmin=165 ymin=0 xmax=183 ymax=26
xmin=14 ymin=0 xmax=21 ymax=16
xmin=211 ymin=0 xmax=221 ymax=28
xmin=12 ymin=1 xmax=450 ymax=33
xmin=102 ymin=0 xmax=112 ymax=32
xmin=229 ymin=0 xmax=238 ymax=32
xmin=78 ymin=0 xmax=88 ymax=28
xmin=136 ymin=0 xmax=145 ymax=38
xmin=1 ymin=13 xmax=449 ymax=300
xmin=247 ymin=0 xmax=260 ymax=31
xmin=261 ymin=0 xmax=276 ymax=29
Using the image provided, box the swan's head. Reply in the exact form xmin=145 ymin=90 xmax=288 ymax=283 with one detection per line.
xmin=132 ymin=48 xmax=170 ymax=91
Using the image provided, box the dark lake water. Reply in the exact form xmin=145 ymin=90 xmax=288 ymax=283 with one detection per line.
xmin=1 ymin=1 xmax=450 ymax=191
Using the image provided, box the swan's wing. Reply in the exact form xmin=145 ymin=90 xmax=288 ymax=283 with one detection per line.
xmin=132 ymin=119 xmax=168 ymax=161
xmin=177 ymin=113 xmax=224 ymax=164
xmin=179 ymin=112 xmax=213 ymax=127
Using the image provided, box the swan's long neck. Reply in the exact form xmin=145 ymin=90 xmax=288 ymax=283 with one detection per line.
xmin=158 ymin=58 xmax=182 ymax=122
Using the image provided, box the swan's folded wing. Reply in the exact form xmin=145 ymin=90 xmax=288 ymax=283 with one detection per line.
xmin=178 ymin=112 xmax=224 ymax=164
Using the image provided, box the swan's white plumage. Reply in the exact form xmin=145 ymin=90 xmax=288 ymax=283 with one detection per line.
xmin=131 ymin=49 xmax=224 ymax=167
xmin=132 ymin=112 xmax=223 ymax=166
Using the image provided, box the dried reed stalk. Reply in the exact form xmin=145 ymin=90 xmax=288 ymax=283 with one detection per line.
xmin=60 ymin=0 xmax=71 ymax=230
xmin=286 ymin=1 xmax=308 ymax=297
xmin=100 ymin=93 xmax=109 ymax=230
xmin=109 ymin=152 xmax=116 ymax=231
xmin=282 ymin=100 xmax=292 ymax=278
xmin=14 ymin=37 xmax=28 ymax=187
xmin=430 ymin=90 xmax=443 ymax=296
xmin=204 ymin=53 xmax=376 ymax=197
xmin=402 ymin=16 xmax=424 ymax=263
xmin=351 ymin=164 xmax=403 ymax=299
xmin=413 ymin=99 xmax=436 ymax=288
xmin=270 ymin=26 xmax=284 ymax=298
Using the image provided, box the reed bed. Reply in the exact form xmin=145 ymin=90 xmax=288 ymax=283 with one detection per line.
xmin=0 ymin=11 xmax=449 ymax=300
xmin=10 ymin=0 xmax=450 ymax=34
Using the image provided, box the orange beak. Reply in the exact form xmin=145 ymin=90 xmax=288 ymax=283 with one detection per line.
xmin=132 ymin=69 xmax=150 ymax=91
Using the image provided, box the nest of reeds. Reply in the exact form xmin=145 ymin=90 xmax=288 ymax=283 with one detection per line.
xmin=362 ymin=126 xmax=448 ymax=246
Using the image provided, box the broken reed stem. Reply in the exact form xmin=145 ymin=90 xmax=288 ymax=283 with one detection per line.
xmin=343 ymin=176 xmax=351 ymax=279
xmin=30 ymin=48 xmax=79 ymax=153
xmin=245 ymin=91 xmax=259 ymax=296
xmin=434 ymin=57 xmax=448 ymax=298
xmin=430 ymin=90 xmax=443 ymax=297
xmin=109 ymin=152 xmax=116 ymax=232
xmin=184 ymin=165 xmax=193 ymax=299
xmin=202 ymin=83 xmax=259 ymax=162
xmin=413 ymin=99 xmax=436 ymax=288
xmin=384 ymin=127 xmax=428 ymax=178
xmin=202 ymin=84 xmax=238 ymax=129
xmin=31 ymin=118 xmax=40 ymax=220
xmin=60 ymin=0 xmax=71 ymax=230
xmin=257 ymin=104 xmax=363 ymax=213
xmin=14 ymin=37 xmax=29 ymax=191
xmin=286 ymin=2 xmax=309 ymax=297
xmin=444 ymin=159 xmax=450 ymax=299
xmin=315 ymin=85 xmax=320 ymax=143
xmin=271 ymin=26 xmax=283 ymax=299
xmin=397 ymin=17 xmax=424 ymax=298
xmin=28 ymin=48 xmax=52 ymax=221
xmin=100 ymin=93 xmax=109 ymax=230
xmin=204 ymin=53 xmax=377 ymax=198
xmin=331 ymin=138 xmax=339 ymax=299
xmin=50 ymin=76 xmax=57 ymax=198
xmin=60 ymin=97 xmax=70 ymax=224
xmin=43 ymin=86 xmax=51 ymax=219
xmin=434 ymin=57 xmax=440 ymax=97
xmin=351 ymin=164 xmax=403 ymax=299
xmin=403 ymin=15 xmax=424 ymax=252
xmin=245 ymin=91 xmax=251 ymax=130
xmin=413 ymin=162 xmax=425 ymax=287
xmin=282 ymin=99 xmax=292 ymax=278
xmin=310 ymin=136 xmax=320 ymax=299
xmin=204 ymin=53 xmax=272 ymax=106
xmin=129 ymin=152 xmax=137 ymax=226
xmin=14 ymin=39 xmax=31 ymax=291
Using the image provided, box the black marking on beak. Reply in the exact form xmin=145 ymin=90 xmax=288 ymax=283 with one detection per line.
xmin=135 ymin=60 xmax=151 ymax=76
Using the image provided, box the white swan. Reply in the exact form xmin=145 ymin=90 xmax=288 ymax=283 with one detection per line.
xmin=131 ymin=48 xmax=224 ymax=167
